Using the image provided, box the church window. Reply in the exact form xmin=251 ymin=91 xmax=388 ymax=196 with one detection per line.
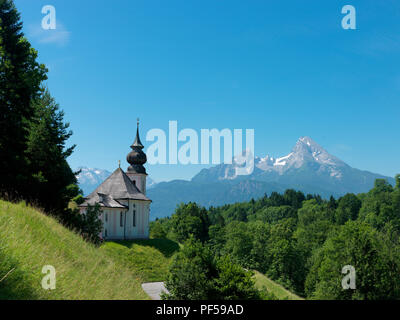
xmin=120 ymin=212 xmax=123 ymax=227
xmin=105 ymin=229 xmax=108 ymax=237
xmin=133 ymin=210 xmax=136 ymax=227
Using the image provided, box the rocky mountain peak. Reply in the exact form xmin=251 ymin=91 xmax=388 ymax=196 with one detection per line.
xmin=291 ymin=136 xmax=345 ymax=168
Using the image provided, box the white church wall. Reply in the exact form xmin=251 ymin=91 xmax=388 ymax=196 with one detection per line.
xmin=126 ymin=173 xmax=147 ymax=195
xmin=97 ymin=200 xmax=150 ymax=240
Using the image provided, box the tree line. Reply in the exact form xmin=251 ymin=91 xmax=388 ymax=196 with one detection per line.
xmin=0 ymin=0 xmax=101 ymax=240
xmin=151 ymin=176 xmax=400 ymax=300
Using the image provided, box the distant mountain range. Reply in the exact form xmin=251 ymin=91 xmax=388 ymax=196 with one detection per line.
xmin=77 ymin=137 xmax=395 ymax=219
xmin=147 ymin=137 xmax=395 ymax=219
xmin=75 ymin=167 xmax=157 ymax=196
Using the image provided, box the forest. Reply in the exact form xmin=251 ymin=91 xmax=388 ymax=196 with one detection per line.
xmin=151 ymin=176 xmax=400 ymax=299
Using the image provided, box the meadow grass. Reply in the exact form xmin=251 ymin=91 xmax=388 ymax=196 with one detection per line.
xmin=0 ymin=200 xmax=149 ymax=300
xmin=253 ymin=270 xmax=304 ymax=300
xmin=100 ymin=238 xmax=180 ymax=282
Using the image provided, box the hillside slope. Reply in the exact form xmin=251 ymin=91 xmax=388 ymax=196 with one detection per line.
xmin=100 ymin=239 xmax=180 ymax=282
xmin=253 ymin=271 xmax=303 ymax=300
xmin=0 ymin=200 xmax=148 ymax=300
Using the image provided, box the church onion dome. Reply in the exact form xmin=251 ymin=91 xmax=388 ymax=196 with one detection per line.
xmin=127 ymin=119 xmax=147 ymax=174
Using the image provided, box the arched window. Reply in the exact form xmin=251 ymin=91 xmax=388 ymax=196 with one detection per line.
xmin=120 ymin=212 xmax=123 ymax=227
xmin=133 ymin=210 xmax=136 ymax=227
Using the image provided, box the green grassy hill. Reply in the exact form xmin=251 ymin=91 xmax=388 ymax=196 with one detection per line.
xmin=100 ymin=239 xmax=179 ymax=282
xmin=0 ymin=200 xmax=177 ymax=300
xmin=0 ymin=199 xmax=302 ymax=300
xmin=253 ymin=271 xmax=304 ymax=300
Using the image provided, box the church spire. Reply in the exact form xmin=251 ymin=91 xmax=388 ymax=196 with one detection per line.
xmin=131 ymin=118 xmax=144 ymax=149
xmin=126 ymin=118 xmax=147 ymax=174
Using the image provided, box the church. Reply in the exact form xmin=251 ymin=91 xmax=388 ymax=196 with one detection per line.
xmin=79 ymin=120 xmax=151 ymax=240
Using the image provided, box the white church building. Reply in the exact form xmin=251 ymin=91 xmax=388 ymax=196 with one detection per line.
xmin=79 ymin=121 xmax=151 ymax=240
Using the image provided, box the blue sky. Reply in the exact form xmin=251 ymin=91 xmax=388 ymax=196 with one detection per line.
xmin=15 ymin=0 xmax=400 ymax=182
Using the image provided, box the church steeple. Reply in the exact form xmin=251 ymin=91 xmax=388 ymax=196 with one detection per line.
xmin=131 ymin=118 xmax=144 ymax=149
xmin=127 ymin=118 xmax=147 ymax=175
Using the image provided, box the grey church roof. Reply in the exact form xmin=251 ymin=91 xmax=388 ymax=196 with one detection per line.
xmin=79 ymin=168 xmax=151 ymax=208
xmin=82 ymin=193 xmax=128 ymax=209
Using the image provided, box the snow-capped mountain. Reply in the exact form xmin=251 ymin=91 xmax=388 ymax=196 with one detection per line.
xmin=255 ymin=136 xmax=346 ymax=178
xmin=75 ymin=167 xmax=112 ymax=196
xmin=193 ymin=136 xmax=368 ymax=185
xmin=148 ymin=137 xmax=395 ymax=219
xmin=75 ymin=167 xmax=157 ymax=196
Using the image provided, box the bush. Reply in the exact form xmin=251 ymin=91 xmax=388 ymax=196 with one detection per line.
xmin=80 ymin=204 xmax=103 ymax=244
xmin=163 ymin=237 xmax=261 ymax=300
xmin=150 ymin=221 xmax=167 ymax=239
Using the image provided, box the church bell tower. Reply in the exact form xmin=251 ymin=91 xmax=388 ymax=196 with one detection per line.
xmin=126 ymin=119 xmax=148 ymax=194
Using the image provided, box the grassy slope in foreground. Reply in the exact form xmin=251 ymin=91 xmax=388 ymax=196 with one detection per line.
xmin=0 ymin=200 xmax=148 ymax=300
xmin=253 ymin=271 xmax=304 ymax=300
xmin=100 ymin=239 xmax=180 ymax=282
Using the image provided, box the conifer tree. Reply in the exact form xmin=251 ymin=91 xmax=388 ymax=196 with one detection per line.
xmin=26 ymin=89 xmax=79 ymax=214
xmin=0 ymin=0 xmax=47 ymax=198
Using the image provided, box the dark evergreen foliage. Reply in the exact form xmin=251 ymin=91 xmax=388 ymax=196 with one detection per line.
xmin=154 ymin=176 xmax=400 ymax=299
xmin=0 ymin=1 xmax=80 ymax=220
xmin=26 ymin=89 xmax=79 ymax=214
xmin=0 ymin=0 xmax=47 ymax=199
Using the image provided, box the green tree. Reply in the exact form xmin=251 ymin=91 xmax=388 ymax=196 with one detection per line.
xmin=268 ymin=219 xmax=306 ymax=293
xmin=163 ymin=238 xmax=217 ymax=300
xmin=248 ymin=221 xmax=271 ymax=273
xmin=164 ymin=238 xmax=261 ymax=300
xmin=150 ymin=220 xmax=167 ymax=239
xmin=305 ymin=221 xmax=400 ymax=300
xmin=373 ymin=179 xmax=393 ymax=194
xmin=395 ymin=174 xmax=400 ymax=190
xmin=0 ymin=0 xmax=47 ymax=199
xmin=26 ymin=89 xmax=79 ymax=214
xmin=297 ymin=199 xmax=334 ymax=227
xmin=170 ymin=202 xmax=210 ymax=243
xmin=268 ymin=192 xmax=285 ymax=207
xmin=328 ymin=196 xmax=337 ymax=210
xmin=255 ymin=205 xmax=297 ymax=224
xmin=223 ymin=221 xmax=253 ymax=268
xmin=214 ymin=256 xmax=260 ymax=300
xmin=358 ymin=178 xmax=399 ymax=232
xmin=224 ymin=204 xmax=249 ymax=223
xmin=283 ymin=189 xmax=305 ymax=209
xmin=207 ymin=224 xmax=226 ymax=257
xmin=295 ymin=199 xmax=337 ymax=278
xmin=335 ymin=193 xmax=361 ymax=225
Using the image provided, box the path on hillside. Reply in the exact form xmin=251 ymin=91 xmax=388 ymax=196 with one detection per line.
xmin=141 ymin=282 xmax=169 ymax=300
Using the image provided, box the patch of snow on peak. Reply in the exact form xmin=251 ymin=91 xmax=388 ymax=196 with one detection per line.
xmin=330 ymin=170 xmax=343 ymax=179
xmin=259 ymin=155 xmax=270 ymax=163
xmin=274 ymin=153 xmax=293 ymax=166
